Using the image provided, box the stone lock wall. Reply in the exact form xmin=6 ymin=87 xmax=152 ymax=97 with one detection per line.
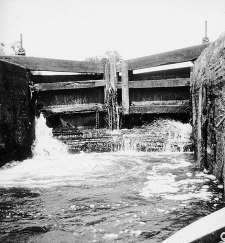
xmin=191 ymin=33 xmax=225 ymax=183
xmin=0 ymin=61 xmax=34 ymax=164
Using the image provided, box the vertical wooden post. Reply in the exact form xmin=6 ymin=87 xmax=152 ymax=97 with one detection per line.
xmin=109 ymin=54 xmax=117 ymax=90
xmin=108 ymin=54 xmax=118 ymax=130
xmin=103 ymin=58 xmax=112 ymax=129
xmin=103 ymin=58 xmax=110 ymax=101
xmin=121 ymin=61 xmax=129 ymax=114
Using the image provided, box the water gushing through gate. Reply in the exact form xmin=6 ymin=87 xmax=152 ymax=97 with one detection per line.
xmin=110 ymin=119 xmax=192 ymax=152
xmin=33 ymin=114 xmax=68 ymax=157
xmin=0 ymin=114 xmax=223 ymax=243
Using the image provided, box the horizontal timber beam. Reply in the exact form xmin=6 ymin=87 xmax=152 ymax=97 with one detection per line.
xmin=34 ymin=80 xmax=105 ymax=91
xmin=31 ymin=73 xmax=104 ymax=83
xmin=129 ymin=105 xmax=189 ymax=114
xmin=132 ymin=67 xmax=191 ymax=80
xmin=125 ymin=43 xmax=209 ymax=70
xmin=41 ymin=100 xmax=189 ymax=115
xmin=34 ymin=77 xmax=190 ymax=91
xmin=117 ymin=78 xmax=190 ymax=89
xmin=0 ymin=56 xmax=104 ymax=73
xmin=129 ymin=100 xmax=190 ymax=114
xmin=131 ymin=100 xmax=189 ymax=106
xmin=42 ymin=103 xmax=104 ymax=114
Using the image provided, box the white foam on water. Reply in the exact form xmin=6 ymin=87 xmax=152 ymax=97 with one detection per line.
xmin=164 ymin=191 xmax=212 ymax=201
xmin=0 ymin=113 xmax=155 ymax=188
xmin=140 ymin=159 xmax=215 ymax=201
xmin=141 ymin=173 xmax=178 ymax=196
xmin=103 ymin=233 xmax=118 ymax=240
xmin=155 ymin=160 xmax=192 ymax=170
xmin=33 ymin=114 xmax=68 ymax=157
xmin=119 ymin=119 xmax=192 ymax=152
xmin=0 ymin=114 xmax=124 ymax=188
xmin=0 ymin=114 xmax=216 ymax=204
xmin=139 ymin=136 xmax=217 ymax=202
xmin=0 ymin=153 xmax=113 ymax=188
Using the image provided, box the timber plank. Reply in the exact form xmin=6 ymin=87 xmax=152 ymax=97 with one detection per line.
xmin=121 ymin=61 xmax=129 ymax=114
xmin=129 ymin=100 xmax=190 ymax=114
xmin=117 ymin=78 xmax=190 ymax=89
xmin=131 ymin=100 xmax=189 ymax=106
xmin=42 ymin=103 xmax=104 ymax=114
xmin=129 ymin=105 xmax=189 ymax=114
xmin=0 ymin=56 xmax=104 ymax=73
xmin=132 ymin=67 xmax=191 ymax=80
xmin=35 ymin=78 xmax=190 ymax=91
xmin=126 ymin=44 xmax=209 ymax=70
xmin=34 ymin=80 xmax=105 ymax=91
xmin=32 ymin=73 xmax=104 ymax=83
xmin=41 ymin=100 xmax=189 ymax=114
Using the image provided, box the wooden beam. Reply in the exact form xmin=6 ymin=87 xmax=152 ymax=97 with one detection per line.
xmin=125 ymin=43 xmax=209 ymax=70
xmin=121 ymin=61 xmax=129 ymax=114
xmin=103 ymin=59 xmax=110 ymax=101
xmin=42 ymin=103 xmax=104 ymax=114
xmin=0 ymin=56 xmax=104 ymax=73
xmin=33 ymin=80 xmax=105 ymax=91
xmin=131 ymin=100 xmax=189 ymax=106
xmin=129 ymin=100 xmax=190 ymax=114
xmin=117 ymin=78 xmax=190 ymax=89
xmin=31 ymin=73 xmax=104 ymax=83
xmin=132 ymin=67 xmax=191 ymax=80
xmin=129 ymin=105 xmax=189 ymax=114
xmin=109 ymin=55 xmax=117 ymax=90
xmin=41 ymin=100 xmax=189 ymax=115
xmin=35 ymin=77 xmax=190 ymax=91
xmin=108 ymin=55 xmax=119 ymax=130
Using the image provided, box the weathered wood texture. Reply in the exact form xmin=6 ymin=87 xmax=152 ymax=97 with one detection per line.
xmin=117 ymin=78 xmax=189 ymax=89
xmin=129 ymin=106 xmax=188 ymax=114
xmin=131 ymin=100 xmax=189 ymax=106
xmin=103 ymin=59 xmax=110 ymax=99
xmin=121 ymin=61 xmax=129 ymax=114
xmin=34 ymin=80 xmax=105 ymax=91
xmin=0 ymin=61 xmax=34 ymax=163
xmin=126 ymin=44 xmax=208 ymax=70
xmin=57 ymin=113 xmax=103 ymax=130
xmin=34 ymin=77 xmax=189 ymax=91
xmin=37 ymin=87 xmax=104 ymax=108
xmin=0 ymin=56 xmax=104 ymax=73
xmin=129 ymin=100 xmax=189 ymax=114
xmin=105 ymin=55 xmax=119 ymax=130
xmin=191 ymin=33 xmax=225 ymax=184
xmin=109 ymin=55 xmax=117 ymax=90
xmin=129 ymin=87 xmax=190 ymax=102
xmin=42 ymin=103 xmax=104 ymax=114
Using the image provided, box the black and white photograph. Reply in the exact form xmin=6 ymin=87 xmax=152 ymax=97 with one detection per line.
xmin=0 ymin=0 xmax=225 ymax=242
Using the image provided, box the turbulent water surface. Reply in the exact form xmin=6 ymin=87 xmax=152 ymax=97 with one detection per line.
xmin=0 ymin=116 xmax=224 ymax=243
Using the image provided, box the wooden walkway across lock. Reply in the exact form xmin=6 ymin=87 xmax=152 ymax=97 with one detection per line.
xmin=0 ymin=43 xmax=209 ymax=116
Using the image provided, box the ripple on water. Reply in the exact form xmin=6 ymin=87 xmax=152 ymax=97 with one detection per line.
xmin=0 ymin=118 xmax=224 ymax=242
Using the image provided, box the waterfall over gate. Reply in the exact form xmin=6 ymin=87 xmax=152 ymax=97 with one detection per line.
xmin=0 ymin=114 xmax=222 ymax=243
xmin=53 ymin=118 xmax=192 ymax=153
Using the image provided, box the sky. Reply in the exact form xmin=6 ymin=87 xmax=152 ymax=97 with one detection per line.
xmin=0 ymin=0 xmax=225 ymax=61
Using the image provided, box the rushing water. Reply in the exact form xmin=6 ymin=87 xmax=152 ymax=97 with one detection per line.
xmin=0 ymin=115 xmax=224 ymax=243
